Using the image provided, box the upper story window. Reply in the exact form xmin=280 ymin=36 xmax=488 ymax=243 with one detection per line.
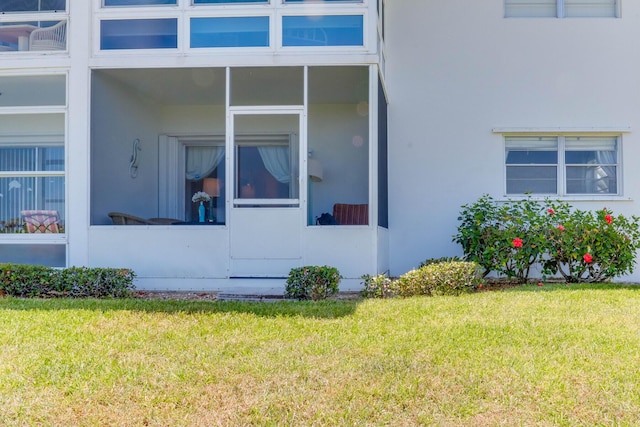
xmin=0 ymin=0 xmax=66 ymax=12
xmin=101 ymin=18 xmax=178 ymax=49
xmin=0 ymin=1 xmax=68 ymax=53
xmin=285 ymin=0 xmax=362 ymax=2
xmin=98 ymin=0 xmax=368 ymax=51
xmin=282 ymin=15 xmax=364 ymax=47
xmin=505 ymin=135 xmax=620 ymax=196
xmin=104 ymin=0 xmax=176 ymax=5
xmin=505 ymin=0 xmax=619 ymax=18
xmin=194 ymin=0 xmax=268 ymax=3
xmin=191 ymin=16 xmax=269 ymax=48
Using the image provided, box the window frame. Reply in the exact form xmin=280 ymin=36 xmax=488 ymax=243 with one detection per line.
xmin=504 ymin=0 xmax=620 ymax=18
xmin=503 ymin=133 xmax=623 ymax=198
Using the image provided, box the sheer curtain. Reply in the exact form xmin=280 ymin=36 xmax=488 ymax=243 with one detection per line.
xmin=186 ymin=146 xmax=224 ymax=181
xmin=257 ymin=146 xmax=290 ymax=183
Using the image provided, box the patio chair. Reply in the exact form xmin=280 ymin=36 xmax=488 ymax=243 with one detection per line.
xmin=108 ymin=212 xmax=157 ymax=225
xmin=332 ymin=203 xmax=368 ymax=225
xmin=21 ymin=210 xmax=62 ymax=233
xmin=148 ymin=217 xmax=182 ymax=225
xmin=29 ymin=20 xmax=67 ymax=51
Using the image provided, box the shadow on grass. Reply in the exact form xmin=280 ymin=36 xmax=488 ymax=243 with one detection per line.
xmin=0 ymin=297 xmax=362 ymax=318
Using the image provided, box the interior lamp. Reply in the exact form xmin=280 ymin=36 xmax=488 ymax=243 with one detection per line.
xmin=203 ymin=178 xmax=220 ymax=222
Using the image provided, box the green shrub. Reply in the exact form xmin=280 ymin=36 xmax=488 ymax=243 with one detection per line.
xmin=452 ymin=195 xmax=548 ymax=283
xmin=393 ymin=261 xmax=482 ymax=297
xmin=285 ymin=265 xmax=341 ymax=300
xmin=541 ymin=205 xmax=640 ymax=283
xmin=418 ymin=256 xmax=463 ymax=268
xmin=55 ymin=267 xmax=136 ymax=298
xmin=360 ymin=273 xmax=396 ymax=298
xmin=0 ymin=264 xmax=55 ymax=297
xmin=453 ymin=195 xmax=640 ymax=283
xmin=0 ymin=264 xmax=136 ymax=298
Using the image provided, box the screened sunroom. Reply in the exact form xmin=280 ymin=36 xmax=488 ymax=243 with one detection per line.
xmin=88 ymin=65 xmax=388 ymax=288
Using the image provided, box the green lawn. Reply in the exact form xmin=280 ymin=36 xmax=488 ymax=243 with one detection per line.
xmin=1 ymin=284 xmax=640 ymax=426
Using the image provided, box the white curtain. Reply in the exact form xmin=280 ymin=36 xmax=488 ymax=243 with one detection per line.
xmin=257 ymin=146 xmax=290 ymax=183
xmin=186 ymin=146 xmax=224 ymax=181
xmin=566 ymin=137 xmax=617 ymax=193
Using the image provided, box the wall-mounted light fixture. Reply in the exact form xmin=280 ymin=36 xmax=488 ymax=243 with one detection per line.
xmin=308 ymin=151 xmax=323 ymax=182
xmin=129 ymin=138 xmax=141 ymax=178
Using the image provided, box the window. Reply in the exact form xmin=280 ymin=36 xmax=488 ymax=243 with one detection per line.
xmin=100 ymin=19 xmax=178 ymax=50
xmin=505 ymin=135 xmax=619 ymax=195
xmin=0 ymin=0 xmax=66 ymax=12
xmin=194 ymin=0 xmax=267 ymax=3
xmin=233 ymin=115 xmax=300 ymax=206
xmin=505 ymin=0 xmax=618 ymax=18
xmin=285 ymin=0 xmax=362 ymax=2
xmin=0 ymin=115 xmax=65 ymax=234
xmin=185 ymin=141 xmax=225 ymax=224
xmin=104 ymin=0 xmax=176 ymax=5
xmin=190 ymin=17 xmax=269 ymax=48
xmin=282 ymin=15 xmax=364 ymax=47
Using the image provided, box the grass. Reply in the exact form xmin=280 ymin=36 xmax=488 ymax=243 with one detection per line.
xmin=1 ymin=284 xmax=640 ymax=426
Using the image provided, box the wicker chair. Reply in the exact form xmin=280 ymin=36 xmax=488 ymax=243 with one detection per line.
xmin=21 ymin=210 xmax=63 ymax=233
xmin=108 ymin=212 xmax=157 ymax=225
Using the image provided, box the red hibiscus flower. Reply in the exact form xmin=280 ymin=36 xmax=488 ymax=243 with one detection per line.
xmin=583 ymin=253 xmax=593 ymax=263
xmin=547 ymin=208 xmax=555 ymax=215
xmin=557 ymin=224 xmax=565 ymax=231
xmin=512 ymin=238 xmax=523 ymax=248
xmin=605 ymin=214 xmax=613 ymax=224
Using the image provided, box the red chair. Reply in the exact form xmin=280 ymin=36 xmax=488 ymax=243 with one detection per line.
xmin=332 ymin=203 xmax=368 ymax=225
xmin=20 ymin=210 xmax=62 ymax=233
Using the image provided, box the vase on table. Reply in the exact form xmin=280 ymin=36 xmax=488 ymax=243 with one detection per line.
xmin=198 ymin=201 xmax=205 ymax=223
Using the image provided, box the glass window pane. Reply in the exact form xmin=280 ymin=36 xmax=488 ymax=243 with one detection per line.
xmin=286 ymin=0 xmax=362 ymax=2
xmin=0 ymin=20 xmax=67 ymax=52
xmin=506 ymin=150 xmax=557 ymax=164
xmin=0 ymin=0 xmax=65 ymax=12
xmin=0 ymin=146 xmax=63 ymax=172
xmin=0 ymin=244 xmax=65 ymax=267
xmin=0 ymin=75 xmax=66 ymax=106
xmin=234 ymin=115 xmax=300 ymax=203
xmin=282 ymin=15 xmax=364 ymax=46
xmin=567 ymin=166 xmax=617 ymax=194
xmin=194 ymin=0 xmax=267 ymax=3
xmin=505 ymin=0 xmax=556 ymax=17
xmin=185 ymin=144 xmax=225 ymax=224
xmin=100 ymin=19 xmax=178 ymax=50
xmin=0 ymin=177 xmax=65 ymax=233
xmin=506 ymin=166 xmax=557 ymax=194
xmin=191 ymin=17 xmax=269 ymax=48
xmin=231 ymin=67 xmax=303 ymax=106
xmin=104 ymin=0 xmax=176 ymax=5
xmin=565 ymin=0 xmax=616 ymax=17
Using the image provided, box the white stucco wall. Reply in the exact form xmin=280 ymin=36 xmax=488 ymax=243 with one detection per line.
xmin=385 ymin=0 xmax=640 ymax=279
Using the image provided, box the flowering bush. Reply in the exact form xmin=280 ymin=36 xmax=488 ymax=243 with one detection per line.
xmin=192 ymin=191 xmax=211 ymax=203
xmin=454 ymin=195 xmax=640 ymax=283
xmin=453 ymin=195 xmax=548 ymax=283
xmin=360 ymin=273 xmax=396 ymax=298
xmin=540 ymin=204 xmax=640 ymax=282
